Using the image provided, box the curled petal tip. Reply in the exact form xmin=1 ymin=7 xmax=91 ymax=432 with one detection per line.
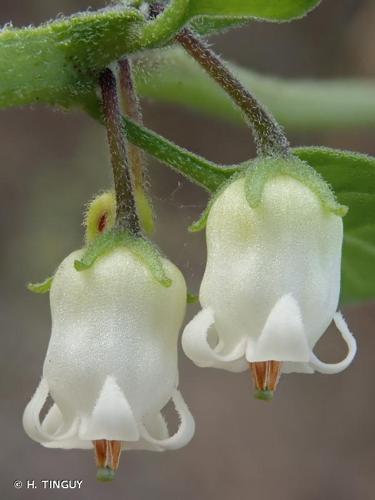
xmin=309 ymin=312 xmax=357 ymax=374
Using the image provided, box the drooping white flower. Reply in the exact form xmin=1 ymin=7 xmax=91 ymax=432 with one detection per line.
xmin=182 ymin=172 xmax=356 ymax=398
xmin=24 ymin=247 xmax=194 ymax=479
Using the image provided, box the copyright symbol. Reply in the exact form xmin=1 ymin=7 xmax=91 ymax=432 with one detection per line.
xmin=13 ymin=480 xmax=22 ymax=489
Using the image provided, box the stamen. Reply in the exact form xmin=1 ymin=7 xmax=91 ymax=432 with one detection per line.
xmin=94 ymin=440 xmax=123 ymax=482
xmin=249 ymin=361 xmax=282 ymax=401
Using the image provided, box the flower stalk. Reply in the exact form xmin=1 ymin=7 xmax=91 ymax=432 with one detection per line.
xmin=94 ymin=440 xmax=122 ymax=482
xmin=118 ymin=58 xmax=154 ymax=234
xmin=149 ymin=3 xmax=289 ymax=156
xmin=118 ymin=58 xmax=145 ymax=195
xmin=175 ymin=28 xmax=289 ymax=157
xmin=99 ymin=68 xmax=140 ymax=235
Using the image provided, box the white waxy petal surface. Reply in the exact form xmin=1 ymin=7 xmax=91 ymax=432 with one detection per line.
xmin=79 ymin=376 xmax=139 ymax=441
xmin=24 ymin=246 xmax=195 ymax=451
xmin=182 ymin=175 xmax=352 ymax=374
xmin=246 ymin=294 xmax=310 ymax=363
xmin=44 ymin=247 xmax=186 ymax=424
xmin=201 ymin=176 xmax=342 ymax=351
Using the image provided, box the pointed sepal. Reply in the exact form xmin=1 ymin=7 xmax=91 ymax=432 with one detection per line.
xmin=189 ymin=172 xmax=245 ymax=232
xmin=74 ymin=228 xmax=172 ymax=287
xmin=27 ymin=276 xmax=54 ymax=294
xmin=244 ymin=155 xmax=348 ymax=217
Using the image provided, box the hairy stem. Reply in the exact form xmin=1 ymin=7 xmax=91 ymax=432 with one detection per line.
xmin=133 ymin=47 xmax=375 ymax=131
xmin=118 ymin=57 xmax=154 ymax=234
xmin=176 ymin=29 xmax=290 ymax=157
xmin=122 ymin=116 xmax=241 ymax=191
xmin=99 ymin=68 xmax=140 ymax=234
xmin=118 ymin=58 xmax=146 ymax=192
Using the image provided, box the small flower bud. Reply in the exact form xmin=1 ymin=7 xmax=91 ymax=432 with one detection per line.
xmin=84 ymin=191 xmax=116 ymax=243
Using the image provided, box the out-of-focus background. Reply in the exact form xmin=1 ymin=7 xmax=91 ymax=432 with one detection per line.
xmin=1 ymin=0 xmax=374 ymax=498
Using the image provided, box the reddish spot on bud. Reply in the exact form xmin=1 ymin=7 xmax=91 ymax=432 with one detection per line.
xmin=98 ymin=213 xmax=107 ymax=233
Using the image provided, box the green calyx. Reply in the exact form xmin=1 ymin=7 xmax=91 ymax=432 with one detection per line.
xmin=188 ymin=200 xmax=213 ymax=233
xmin=28 ymin=191 xmax=166 ymax=294
xmin=189 ymin=170 xmax=247 ymax=232
xmin=27 ymin=276 xmax=54 ymax=294
xmin=244 ymin=155 xmax=348 ymax=217
xmin=82 ymin=193 xmax=166 ymax=284
xmin=74 ymin=228 xmax=172 ymax=288
xmin=190 ymin=154 xmax=346 ymax=233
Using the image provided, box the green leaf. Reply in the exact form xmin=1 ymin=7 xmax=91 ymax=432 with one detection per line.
xmin=187 ymin=0 xmax=321 ymax=21
xmin=293 ymin=147 xmax=375 ymax=304
xmin=342 ymin=226 xmax=375 ymax=304
xmin=190 ymin=16 xmax=246 ymax=35
xmin=0 ymin=7 xmax=143 ymax=109
xmin=27 ymin=276 xmax=53 ymax=294
xmin=0 ymin=1 xmax=190 ymax=110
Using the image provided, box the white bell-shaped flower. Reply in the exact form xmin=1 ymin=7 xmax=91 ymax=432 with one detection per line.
xmin=24 ymin=247 xmax=194 ymax=479
xmin=182 ymin=174 xmax=356 ymax=398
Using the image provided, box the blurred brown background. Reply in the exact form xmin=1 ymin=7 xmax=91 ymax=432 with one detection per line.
xmin=0 ymin=0 xmax=375 ymax=499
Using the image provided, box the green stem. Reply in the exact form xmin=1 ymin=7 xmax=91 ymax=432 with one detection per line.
xmin=0 ymin=3 xmax=191 ymax=111
xmin=0 ymin=8 xmax=144 ymax=109
xmin=122 ymin=116 xmax=241 ymax=191
xmin=100 ymin=69 xmax=140 ymax=234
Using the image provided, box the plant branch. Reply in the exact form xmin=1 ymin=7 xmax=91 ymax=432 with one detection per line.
xmin=100 ymin=68 xmax=140 ymax=234
xmin=122 ymin=116 xmax=241 ymax=191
